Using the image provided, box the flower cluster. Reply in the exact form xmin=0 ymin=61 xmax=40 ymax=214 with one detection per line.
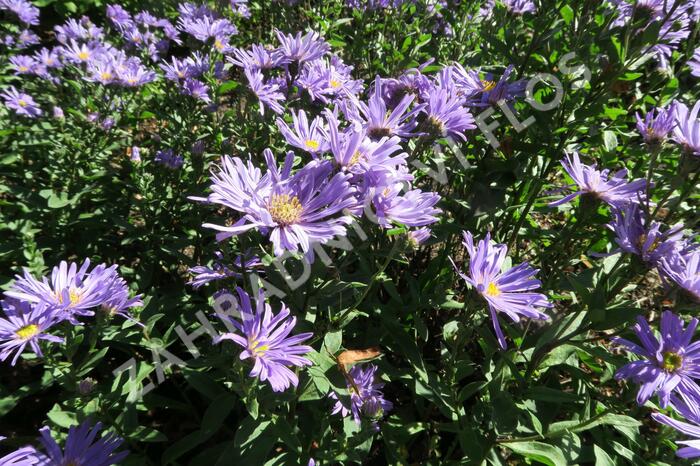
xmin=0 ymin=259 xmax=142 ymax=365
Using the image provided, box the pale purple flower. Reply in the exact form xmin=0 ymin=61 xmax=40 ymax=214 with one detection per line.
xmin=195 ymin=150 xmax=356 ymax=257
xmin=636 ymin=104 xmax=677 ymax=146
xmin=673 ymin=100 xmax=700 ymax=155
xmin=661 ymin=251 xmax=700 ymax=302
xmin=34 ymin=48 xmax=62 ymax=69
xmin=16 ymin=29 xmax=39 ymax=47
xmin=549 ymin=152 xmax=647 ymax=207
xmin=277 ymin=110 xmax=328 ymax=155
xmin=652 ymin=395 xmax=700 ymax=459
xmin=5 ymin=259 xmax=119 ymax=323
xmin=423 ymin=85 xmax=475 ymax=140
xmin=244 ymin=67 xmax=285 ymax=115
xmin=38 ymin=421 xmax=128 ymax=466
xmin=689 ymin=47 xmax=700 ymax=78
xmin=407 ymin=227 xmax=431 ymax=247
xmin=106 ymin=4 xmax=133 ymax=29
xmin=371 ymin=184 xmax=441 ymax=228
xmin=296 ymin=56 xmax=364 ymax=104
xmin=352 ymin=76 xmax=425 ymax=139
xmin=118 ymin=62 xmax=157 ymax=87
xmin=274 ymin=30 xmax=329 ymax=64
xmin=9 ymin=55 xmax=36 ymax=75
xmin=608 ymin=204 xmax=686 ymax=266
xmin=0 ymin=301 xmax=63 ymax=365
xmin=330 ymin=364 xmax=392 ymax=428
xmin=451 ymin=231 xmax=552 ymax=349
xmin=214 ymin=288 xmax=313 ymax=392
xmin=614 ymin=311 xmax=700 ymax=407
xmin=182 ymin=78 xmax=211 ymax=102
xmin=62 ymin=40 xmax=100 ymax=64
xmin=188 ymin=252 xmax=262 ymax=289
xmin=1 ymin=86 xmax=42 ymax=118
xmin=228 ymin=44 xmax=280 ymax=70
xmin=0 ymin=0 xmax=39 ymax=25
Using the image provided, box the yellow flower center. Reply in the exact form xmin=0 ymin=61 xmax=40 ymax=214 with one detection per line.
xmin=662 ymin=351 xmax=683 ymax=372
xmin=214 ymin=39 xmax=224 ymax=50
xmin=18 ymin=99 xmax=27 ymax=107
xmin=78 ymin=51 xmax=89 ymax=61
xmin=481 ymin=79 xmax=496 ymax=92
xmin=249 ymin=339 xmax=269 ymax=356
xmin=485 ymin=282 xmax=501 ymax=297
xmin=268 ymin=194 xmax=303 ymax=226
xmin=100 ymin=71 xmax=112 ymax=80
xmin=18 ymin=66 xmax=28 ymax=72
xmin=16 ymin=324 xmax=39 ymax=340
xmin=348 ymin=150 xmax=364 ymax=167
xmin=127 ymin=78 xmax=137 ymax=84
xmin=330 ymin=79 xmax=341 ymax=88
xmin=304 ymin=139 xmax=320 ymax=151
xmin=57 ymin=288 xmax=82 ymax=305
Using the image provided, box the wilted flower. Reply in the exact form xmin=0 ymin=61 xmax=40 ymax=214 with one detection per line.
xmin=451 ymin=231 xmax=552 ymax=349
xmin=214 ymin=288 xmax=313 ymax=392
xmin=188 ymin=252 xmax=262 ymax=289
xmin=330 ymin=364 xmax=393 ymax=428
xmin=549 ymin=152 xmax=647 ymax=208
xmin=407 ymin=227 xmax=431 ymax=247
xmin=0 ymin=301 xmax=63 ymax=365
xmin=614 ymin=311 xmax=700 ymax=407
xmin=77 ymin=377 xmax=97 ymax=395
xmin=38 ymin=421 xmax=129 ymax=466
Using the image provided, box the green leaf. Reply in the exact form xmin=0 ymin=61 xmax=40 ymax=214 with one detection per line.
xmin=504 ymin=441 xmax=567 ymax=466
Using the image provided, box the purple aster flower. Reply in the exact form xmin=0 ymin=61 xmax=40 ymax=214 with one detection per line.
xmin=160 ymin=56 xmax=194 ymax=81
xmin=422 ymin=85 xmax=476 ymax=140
xmin=34 ymin=48 xmax=62 ymax=69
xmin=661 ymin=251 xmax=700 ymax=302
xmin=548 ymin=152 xmax=648 ymax=208
xmin=5 ymin=259 xmax=119 ymax=323
xmin=100 ymin=276 xmax=143 ymax=323
xmin=478 ymin=65 xmax=528 ymax=106
xmin=195 ymin=150 xmax=356 ymax=257
xmin=214 ymin=287 xmax=313 ymax=392
xmin=673 ymin=100 xmax=700 ymax=155
xmin=371 ymin=184 xmax=441 ymax=228
xmin=154 ymin=149 xmax=184 ymax=169
xmin=652 ymin=395 xmax=700 ymax=459
xmin=485 ymin=0 xmax=537 ymax=15
xmin=52 ymin=106 xmax=64 ymax=119
xmin=129 ymin=145 xmax=140 ymax=162
xmin=229 ymin=44 xmax=280 ymax=70
xmin=0 ymin=301 xmax=63 ymax=366
xmin=330 ymin=364 xmax=393 ymax=427
xmin=636 ymin=103 xmax=677 ymax=146
xmin=451 ymin=231 xmax=552 ymax=349
xmin=381 ymin=69 xmax=433 ymax=109
xmin=62 ymin=40 xmax=101 ymax=65
xmin=118 ymin=61 xmax=157 ymax=87
xmin=0 ymin=444 xmax=44 ymax=465
xmin=244 ymin=67 xmax=285 ymax=115
xmin=407 ymin=227 xmax=431 ymax=247
xmin=689 ymin=47 xmax=700 ymax=78
xmin=352 ymin=76 xmax=425 ymax=139
xmin=608 ymin=205 xmax=686 ymax=267
xmin=277 ymin=110 xmax=328 ymax=155
xmin=0 ymin=0 xmax=40 ymax=25
xmin=613 ymin=311 xmax=700 ymax=407
xmin=188 ymin=252 xmax=263 ymax=289
xmin=38 ymin=421 xmax=128 ymax=466
xmin=106 ymin=4 xmax=133 ymax=29
xmin=9 ymin=55 xmax=36 ymax=75
xmin=86 ymin=61 xmax=117 ymax=85
xmin=182 ymin=78 xmax=211 ymax=103
xmin=179 ymin=14 xmax=237 ymax=42
xmin=326 ymin=112 xmax=407 ymax=184
xmin=296 ymin=56 xmax=364 ymax=104
xmin=274 ymin=30 xmax=329 ymax=64
xmin=1 ymin=86 xmax=41 ymax=118
xmin=16 ymin=29 xmax=39 ymax=47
